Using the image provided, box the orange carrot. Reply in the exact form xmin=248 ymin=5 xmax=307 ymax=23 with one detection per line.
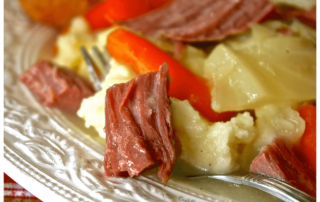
xmin=107 ymin=29 xmax=235 ymax=122
xmin=85 ymin=2 xmax=112 ymax=30
xmin=85 ymin=0 xmax=171 ymax=31
xmin=298 ymin=104 xmax=316 ymax=173
xmin=52 ymin=44 xmax=58 ymax=56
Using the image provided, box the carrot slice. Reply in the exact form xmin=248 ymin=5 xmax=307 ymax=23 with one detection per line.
xmin=107 ymin=29 xmax=235 ymax=122
xmin=85 ymin=0 xmax=171 ymax=31
xmin=298 ymin=104 xmax=316 ymax=173
xmin=85 ymin=2 xmax=112 ymax=30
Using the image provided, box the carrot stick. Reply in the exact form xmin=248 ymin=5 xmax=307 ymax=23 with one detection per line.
xmin=298 ymin=104 xmax=316 ymax=173
xmin=85 ymin=0 xmax=172 ymax=31
xmin=85 ymin=2 xmax=112 ymax=31
xmin=107 ymin=29 xmax=235 ymax=122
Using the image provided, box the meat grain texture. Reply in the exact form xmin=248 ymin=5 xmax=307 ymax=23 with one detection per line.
xmin=119 ymin=0 xmax=275 ymax=42
xmin=104 ymin=63 xmax=175 ymax=185
xmin=20 ymin=60 xmax=95 ymax=113
xmin=250 ymin=138 xmax=316 ymax=197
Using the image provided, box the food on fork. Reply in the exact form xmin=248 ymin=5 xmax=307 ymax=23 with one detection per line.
xmin=104 ymin=63 xmax=175 ymax=185
xmin=20 ymin=60 xmax=95 ymax=113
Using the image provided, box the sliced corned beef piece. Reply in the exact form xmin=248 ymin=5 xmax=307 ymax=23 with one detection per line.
xmin=104 ymin=63 xmax=175 ymax=185
xmin=119 ymin=0 xmax=274 ymax=42
xmin=19 ymin=60 xmax=95 ymax=113
xmin=250 ymin=138 xmax=316 ymax=197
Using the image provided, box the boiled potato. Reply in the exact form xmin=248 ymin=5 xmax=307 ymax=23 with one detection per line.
xmin=204 ymin=22 xmax=316 ymax=112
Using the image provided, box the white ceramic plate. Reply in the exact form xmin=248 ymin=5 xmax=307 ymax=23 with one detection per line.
xmin=4 ymin=1 xmax=286 ymax=201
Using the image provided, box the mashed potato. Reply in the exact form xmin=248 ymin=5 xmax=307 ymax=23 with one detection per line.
xmin=170 ymin=98 xmax=256 ymax=173
xmin=171 ymin=99 xmax=306 ymax=174
xmin=53 ymin=17 xmax=117 ymax=79
xmin=53 ymin=17 xmax=94 ymax=79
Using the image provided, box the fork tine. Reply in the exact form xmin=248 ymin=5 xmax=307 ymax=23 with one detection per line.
xmin=92 ymin=46 xmax=111 ymax=75
xmin=103 ymin=45 xmax=111 ymax=61
xmin=80 ymin=46 xmax=102 ymax=91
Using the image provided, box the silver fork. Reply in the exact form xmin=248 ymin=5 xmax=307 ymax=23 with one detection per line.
xmin=188 ymin=171 xmax=316 ymax=202
xmin=80 ymin=45 xmax=111 ymax=91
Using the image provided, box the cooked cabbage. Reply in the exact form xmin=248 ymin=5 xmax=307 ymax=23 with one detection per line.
xmin=179 ymin=45 xmax=206 ymax=77
xmin=269 ymin=0 xmax=316 ymax=10
xmin=147 ymin=36 xmax=206 ymax=77
xmin=204 ymin=22 xmax=316 ymax=112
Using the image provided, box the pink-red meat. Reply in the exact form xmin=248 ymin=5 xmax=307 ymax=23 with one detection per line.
xmin=277 ymin=6 xmax=316 ymax=29
xmin=119 ymin=0 xmax=274 ymax=42
xmin=250 ymin=138 xmax=316 ymax=198
xmin=19 ymin=60 xmax=95 ymax=113
xmin=104 ymin=63 xmax=175 ymax=185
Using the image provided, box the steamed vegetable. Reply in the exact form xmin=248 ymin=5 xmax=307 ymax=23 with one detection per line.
xmin=179 ymin=46 xmax=206 ymax=77
xmin=297 ymin=104 xmax=316 ymax=173
xmin=269 ymin=0 xmax=316 ymax=10
xmin=171 ymin=98 xmax=255 ymax=174
xmin=85 ymin=0 xmax=171 ymax=30
xmin=107 ymin=28 xmax=235 ymax=122
xmin=204 ymin=22 xmax=316 ymax=112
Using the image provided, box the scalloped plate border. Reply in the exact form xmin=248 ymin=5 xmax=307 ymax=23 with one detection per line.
xmin=4 ymin=145 xmax=77 ymax=202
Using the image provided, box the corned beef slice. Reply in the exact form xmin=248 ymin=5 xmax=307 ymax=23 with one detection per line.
xmin=104 ymin=63 xmax=175 ymax=185
xmin=19 ymin=60 xmax=95 ymax=113
xmin=119 ymin=0 xmax=274 ymax=42
xmin=250 ymin=138 xmax=316 ymax=197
